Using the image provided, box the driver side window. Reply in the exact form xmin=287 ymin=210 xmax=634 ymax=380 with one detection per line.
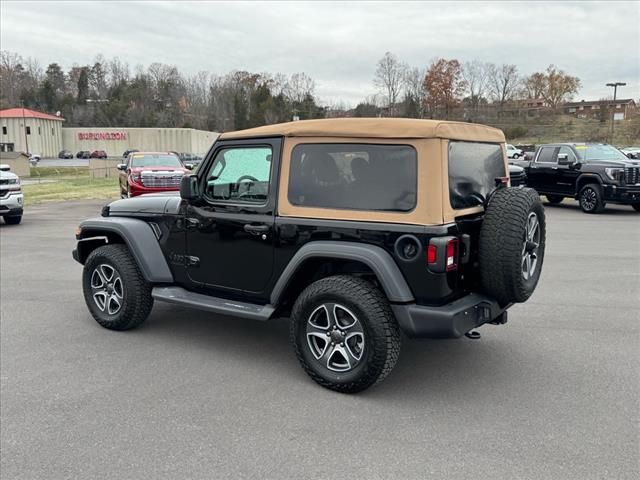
xmin=204 ymin=146 xmax=272 ymax=204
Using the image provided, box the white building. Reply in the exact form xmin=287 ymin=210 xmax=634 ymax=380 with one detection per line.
xmin=0 ymin=108 xmax=65 ymax=157
xmin=0 ymin=107 xmax=218 ymax=159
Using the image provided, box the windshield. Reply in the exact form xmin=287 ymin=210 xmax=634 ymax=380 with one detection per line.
xmin=576 ymin=144 xmax=629 ymax=162
xmin=131 ymin=154 xmax=182 ymax=168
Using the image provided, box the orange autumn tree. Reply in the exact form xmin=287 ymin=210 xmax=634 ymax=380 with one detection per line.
xmin=423 ymin=58 xmax=466 ymax=119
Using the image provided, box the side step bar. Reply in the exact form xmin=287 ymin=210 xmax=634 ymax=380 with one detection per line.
xmin=152 ymin=286 xmax=275 ymax=321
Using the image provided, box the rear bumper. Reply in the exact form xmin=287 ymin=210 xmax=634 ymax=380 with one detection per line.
xmin=603 ymin=185 xmax=640 ymax=204
xmin=392 ymin=293 xmax=509 ymax=339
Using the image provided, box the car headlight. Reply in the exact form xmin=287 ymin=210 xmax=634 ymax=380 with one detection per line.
xmin=604 ymin=167 xmax=625 ymax=182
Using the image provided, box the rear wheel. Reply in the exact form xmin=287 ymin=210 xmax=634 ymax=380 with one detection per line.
xmin=545 ymin=194 xmax=563 ymax=205
xmin=579 ymin=184 xmax=605 ymax=213
xmin=479 ymin=187 xmax=546 ymax=305
xmin=82 ymin=244 xmax=153 ymax=330
xmin=290 ymin=275 xmax=401 ymax=393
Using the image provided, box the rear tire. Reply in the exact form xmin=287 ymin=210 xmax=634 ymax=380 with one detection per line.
xmin=479 ymin=187 xmax=546 ymax=305
xmin=545 ymin=194 xmax=563 ymax=205
xmin=579 ymin=184 xmax=605 ymax=213
xmin=4 ymin=216 xmax=22 ymax=225
xmin=82 ymin=244 xmax=153 ymax=330
xmin=290 ymin=275 xmax=401 ymax=393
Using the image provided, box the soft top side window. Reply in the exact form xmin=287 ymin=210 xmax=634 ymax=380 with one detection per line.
xmin=288 ymin=143 xmax=417 ymax=212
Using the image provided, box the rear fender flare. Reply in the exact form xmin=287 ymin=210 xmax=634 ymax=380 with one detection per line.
xmin=270 ymin=241 xmax=414 ymax=306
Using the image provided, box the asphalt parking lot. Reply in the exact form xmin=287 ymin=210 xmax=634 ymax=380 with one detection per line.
xmin=1 ymin=200 xmax=638 ymax=480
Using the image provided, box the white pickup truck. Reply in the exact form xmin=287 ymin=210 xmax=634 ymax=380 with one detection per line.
xmin=0 ymin=164 xmax=24 ymax=225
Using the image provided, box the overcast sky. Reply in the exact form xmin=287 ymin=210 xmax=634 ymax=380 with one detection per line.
xmin=2 ymin=1 xmax=638 ymax=106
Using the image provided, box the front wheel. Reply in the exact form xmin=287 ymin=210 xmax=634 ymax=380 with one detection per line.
xmin=290 ymin=275 xmax=401 ymax=393
xmin=82 ymin=244 xmax=153 ymax=330
xmin=579 ymin=184 xmax=605 ymax=213
xmin=545 ymin=194 xmax=564 ymax=205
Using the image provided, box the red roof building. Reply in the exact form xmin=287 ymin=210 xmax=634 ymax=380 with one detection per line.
xmin=0 ymin=107 xmax=65 ymax=122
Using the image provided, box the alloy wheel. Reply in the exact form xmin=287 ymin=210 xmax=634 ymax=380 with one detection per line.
xmin=306 ymin=303 xmax=365 ymax=372
xmin=521 ymin=212 xmax=540 ymax=280
xmin=90 ymin=264 xmax=124 ymax=315
xmin=581 ymin=188 xmax=597 ymax=211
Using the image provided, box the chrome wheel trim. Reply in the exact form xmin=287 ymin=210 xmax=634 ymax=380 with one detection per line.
xmin=521 ymin=212 xmax=541 ymax=280
xmin=581 ymin=188 xmax=597 ymax=211
xmin=91 ymin=264 xmax=124 ymax=315
xmin=306 ymin=303 xmax=365 ymax=373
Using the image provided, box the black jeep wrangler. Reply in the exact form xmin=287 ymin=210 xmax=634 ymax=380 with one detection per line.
xmin=513 ymin=143 xmax=640 ymax=213
xmin=73 ymin=119 xmax=546 ymax=393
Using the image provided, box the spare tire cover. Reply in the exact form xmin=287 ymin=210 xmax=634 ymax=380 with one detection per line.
xmin=479 ymin=187 xmax=546 ymax=304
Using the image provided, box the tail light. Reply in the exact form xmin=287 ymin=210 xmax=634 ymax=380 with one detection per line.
xmin=445 ymin=238 xmax=459 ymax=271
xmin=427 ymin=237 xmax=459 ymax=272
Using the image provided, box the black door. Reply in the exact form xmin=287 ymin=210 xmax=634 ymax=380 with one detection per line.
xmin=184 ymin=138 xmax=282 ymax=301
xmin=528 ymin=146 xmax=559 ymax=193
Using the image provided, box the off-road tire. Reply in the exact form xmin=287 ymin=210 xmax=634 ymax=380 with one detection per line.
xmin=545 ymin=194 xmax=563 ymax=205
xmin=479 ymin=187 xmax=546 ymax=305
xmin=631 ymin=203 xmax=640 ymax=212
xmin=290 ymin=275 xmax=401 ymax=393
xmin=82 ymin=244 xmax=153 ymax=330
xmin=579 ymin=184 xmax=606 ymax=213
xmin=4 ymin=216 xmax=22 ymax=225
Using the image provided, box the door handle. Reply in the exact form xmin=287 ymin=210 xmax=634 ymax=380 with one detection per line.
xmin=244 ymin=224 xmax=270 ymax=235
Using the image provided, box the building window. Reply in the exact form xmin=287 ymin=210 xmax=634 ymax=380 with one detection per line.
xmin=2 ymin=126 xmax=6 ymax=135
xmin=38 ymin=126 xmax=42 ymax=135
xmin=568 ymin=108 xmax=576 ymax=113
xmin=26 ymin=126 xmax=31 ymax=135
xmin=52 ymin=127 xmax=55 ymax=135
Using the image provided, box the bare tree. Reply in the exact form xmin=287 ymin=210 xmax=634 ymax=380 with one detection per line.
xmin=540 ymin=64 xmax=581 ymax=108
xmin=284 ymin=72 xmax=315 ymax=104
xmin=374 ymin=52 xmax=407 ymax=115
xmin=0 ymin=50 xmax=24 ymax=106
xmin=487 ymin=63 xmax=520 ymax=115
xmin=462 ymin=60 xmax=489 ymax=111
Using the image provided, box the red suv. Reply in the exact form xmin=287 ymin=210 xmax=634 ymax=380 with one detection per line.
xmin=117 ymin=152 xmax=192 ymax=198
xmin=90 ymin=150 xmax=108 ymax=159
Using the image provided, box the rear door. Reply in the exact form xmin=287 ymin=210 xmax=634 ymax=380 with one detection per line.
xmin=528 ymin=146 xmax=558 ymax=193
xmin=184 ymin=138 xmax=281 ymax=302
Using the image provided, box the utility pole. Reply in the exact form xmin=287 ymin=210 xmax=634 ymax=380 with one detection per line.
xmin=606 ymin=82 xmax=626 ymax=142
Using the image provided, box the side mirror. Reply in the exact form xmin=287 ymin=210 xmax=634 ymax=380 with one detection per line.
xmin=184 ymin=163 xmax=194 ymax=170
xmin=557 ymin=153 xmax=574 ymax=166
xmin=116 ymin=164 xmax=127 ymax=171
xmin=180 ymin=174 xmax=200 ymax=200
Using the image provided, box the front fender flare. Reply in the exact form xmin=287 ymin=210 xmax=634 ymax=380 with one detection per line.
xmin=270 ymin=241 xmax=414 ymax=306
xmin=77 ymin=216 xmax=173 ymax=283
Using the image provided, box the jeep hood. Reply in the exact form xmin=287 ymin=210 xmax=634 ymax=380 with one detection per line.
xmin=106 ymin=192 xmax=181 ymax=216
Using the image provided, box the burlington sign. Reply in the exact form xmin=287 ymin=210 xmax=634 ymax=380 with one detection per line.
xmin=77 ymin=132 xmax=128 ymax=140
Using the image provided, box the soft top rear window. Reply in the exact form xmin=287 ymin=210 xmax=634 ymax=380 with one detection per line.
xmin=448 ymin=141 xmax=505 ymax=209
xmin=289 ymin=143 xmax=417 ymax=212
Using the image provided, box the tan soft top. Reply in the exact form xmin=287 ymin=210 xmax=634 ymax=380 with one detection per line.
xmin=220 ymin=118 xmax=505 ymax=142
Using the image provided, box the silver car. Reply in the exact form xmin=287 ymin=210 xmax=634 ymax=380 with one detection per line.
xmin=0 ymin=165 xmax=24 ymax=225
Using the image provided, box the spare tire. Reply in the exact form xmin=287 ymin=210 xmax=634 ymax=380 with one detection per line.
xmin=479 ymin=187 xmax=546 ymax=305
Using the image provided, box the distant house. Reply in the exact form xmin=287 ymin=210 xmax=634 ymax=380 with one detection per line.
xmin=563 ymin=99 xmax=636 ymax=120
